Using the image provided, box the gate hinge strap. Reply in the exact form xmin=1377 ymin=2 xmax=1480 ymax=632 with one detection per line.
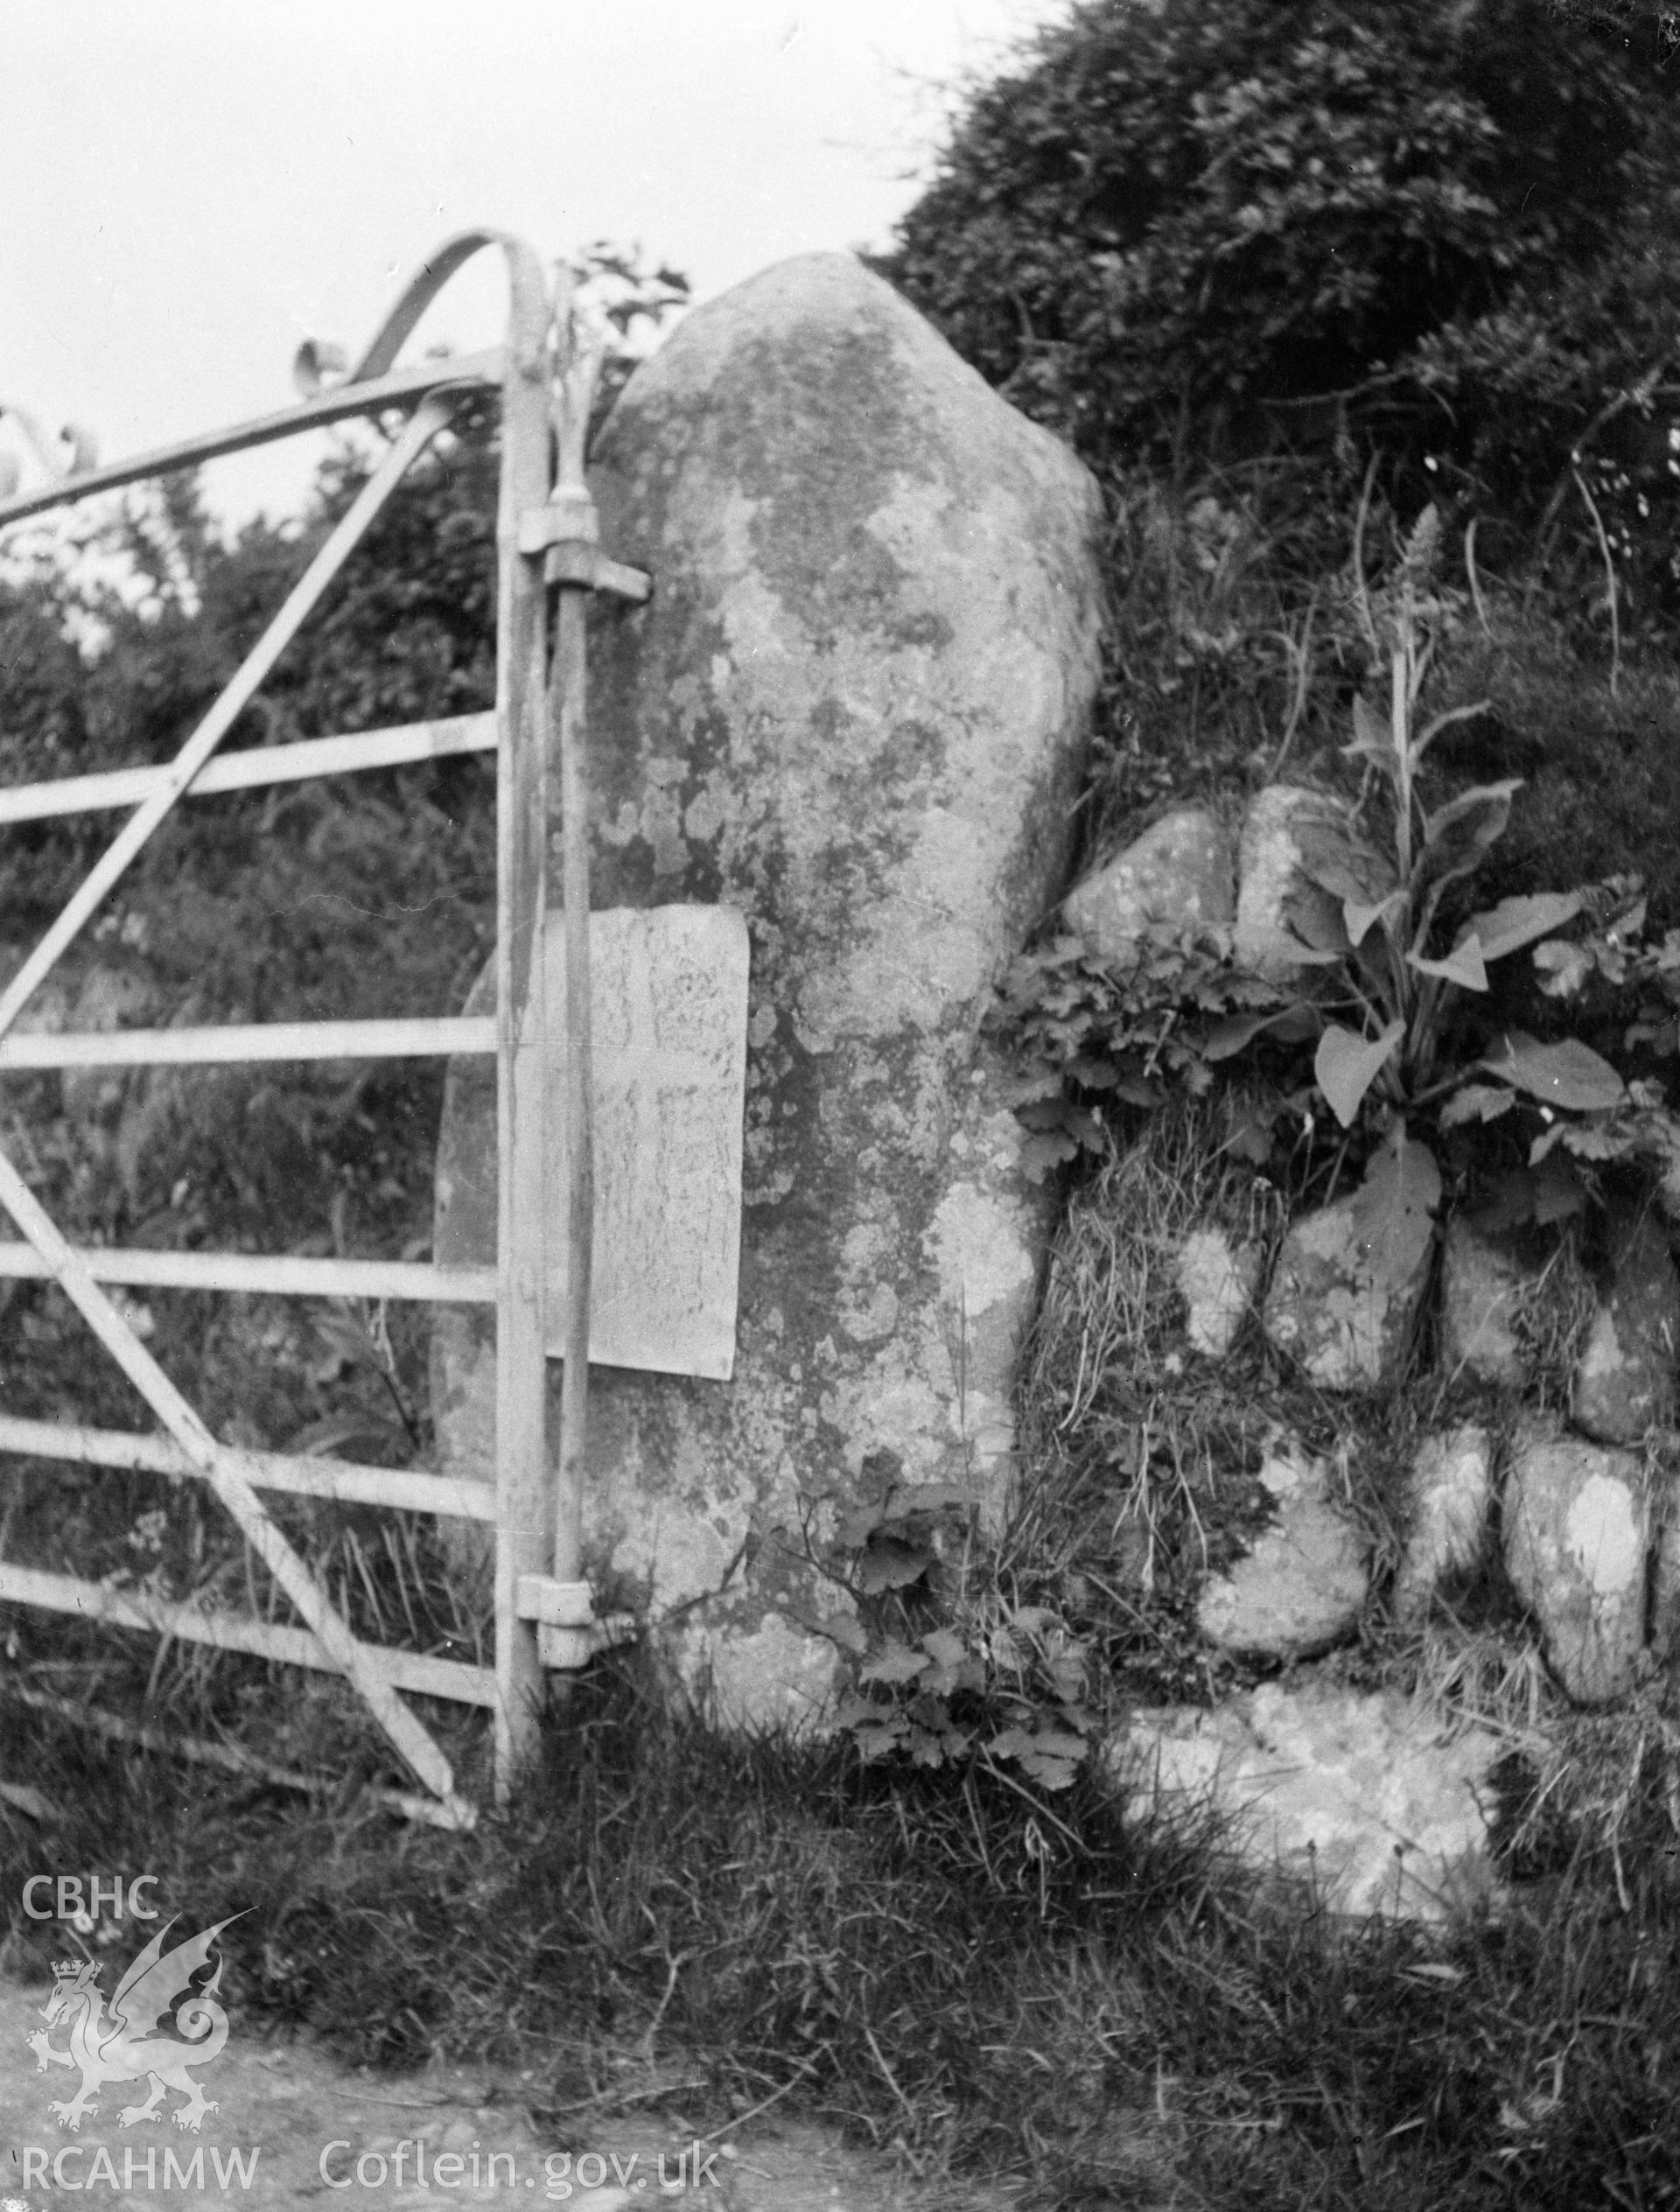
xmin=517 ymin=505 xmax=651 ymax=603
xmin=547 ymin=543 xmax=652 ymax=600
xmin=514 ymin=1573 xmax=639 ymax=1672
xmin=514 ymin=1574 xmax=595 ymax=1628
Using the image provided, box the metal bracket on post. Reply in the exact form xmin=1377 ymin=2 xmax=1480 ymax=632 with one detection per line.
xmin=516 ymin=498 xmax=650 ymax=604
xmin=514 ymin=1574 xmax=637 ymax=1671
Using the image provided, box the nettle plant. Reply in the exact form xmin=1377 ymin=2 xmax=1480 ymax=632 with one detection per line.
xmin=1006 ymin=498 xmax=1680 ymax=1216
xmin=815 ymin=1485 xmax=1096 ymax=1794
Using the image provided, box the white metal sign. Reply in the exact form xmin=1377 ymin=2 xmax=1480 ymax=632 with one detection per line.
xmin=545 ymin=906 xmax=748 ymax=1382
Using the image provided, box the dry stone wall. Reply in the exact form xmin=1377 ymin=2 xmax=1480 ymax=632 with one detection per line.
xmin=1064 ymin=785 xmax=1680 ymax=1920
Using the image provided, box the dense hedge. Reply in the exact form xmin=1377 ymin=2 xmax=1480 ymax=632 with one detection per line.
xmin=880 ymin=0 xmax=1680 ymax=604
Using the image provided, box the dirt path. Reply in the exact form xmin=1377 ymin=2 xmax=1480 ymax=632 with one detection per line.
xmin=1 ymin=1978 xmax=1011 ymax=2212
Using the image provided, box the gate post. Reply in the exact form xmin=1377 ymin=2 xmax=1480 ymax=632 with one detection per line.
xmin=493 ymin=246 xmax=556 ymax=1797
xmin=548 ymin=264 xmax=597 ymax=1633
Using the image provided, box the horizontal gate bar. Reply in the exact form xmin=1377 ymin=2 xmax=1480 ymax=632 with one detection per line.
xmin=0 ymin=404 xmax=479 ymax=1816
xmin=0 ymin=349 xmax=503 ymax=528
xmin=0 ymin=1411 xmax=496 ymax=1521
xmin=0 ymin=1015 xmax=496 ymax=1070
xmin=0 ymin=1244 xmax=495 ymax=1301
xmin=0 ymin=1559 xmax=497 ymax=1708
xmin=1 ymin=1682 xmax=476 ymax=1830
xmin=0 ymin=711 xmax=495 ymax=826
xmin=0 ymin=394 xmax=462 ymax=1057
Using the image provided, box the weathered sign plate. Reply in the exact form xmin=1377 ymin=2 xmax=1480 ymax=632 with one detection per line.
xmin=545 ymin=905 xmax=748 ymax=1381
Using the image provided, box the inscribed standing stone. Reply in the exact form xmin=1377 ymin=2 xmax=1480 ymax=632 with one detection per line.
xmin=430 ymin=253 xmax=1104 ymax=1727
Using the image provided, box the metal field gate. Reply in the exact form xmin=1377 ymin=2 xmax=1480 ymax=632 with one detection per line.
xmin=0 ymin=230 xmax=649 ymax=1824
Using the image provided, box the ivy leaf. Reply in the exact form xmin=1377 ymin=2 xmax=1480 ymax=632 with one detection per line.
xmin=1002 ymin=1065 xmax=1064 ymax=1109
xmin=857 ymin=1538 xmax=932 ymax=1595
xmin=795 ymin=1607 xmax=868 ymax=1656
xmin=1225 ymin=1101 xmax=1280 ymax=1164
xmin=988 ymin=1726 xmax=1038 ymax=1761
xmin=1020 ymin=1752 xmax=1082 ymax=1790
xmin=1011 ymin=1606 xmax=1060 ymax=1636
xmin=1533 ymin=940 xmax=1593 ymax=998
xmin=859 ymin=1640 xmax=931 ymax=1685
xmin=1438 ymin=1082 xmax=1516 ymax=1129
xmin=1016 ymin=1096 xmax=1082 ymax=1131
xmin=1314 ymin=1018 xmax=1404 ymax=1129
xmin=852 ymin=1724 xmax=904 ymax=1761
xmin=1020 ymin=1130 xmax=1079 ymax=1181
xmin=1067 ymin=1055 xmax=1122 ymax=1088
xmin=908 ymin=1726 xmax=952 ymax=1768
xmin=920 ymin=1628 xmax=969 ymax=1670
xmin=1018 ymin=1729 xmax=1090 ymax=1764
xmin=1480 ymin=1032 xmax=1626 ymax=1113
xmin=1558 ymin=1120 xmax=1630 ymax=1161
xmin=836 ymin=1504 xmax=886 ymax=1548
xmin=988 ymin=1726 xmax=1088 ymax=1788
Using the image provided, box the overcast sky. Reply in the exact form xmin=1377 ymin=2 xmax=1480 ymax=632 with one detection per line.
xmin=1 ymin=0 xmax=1063 ymax=529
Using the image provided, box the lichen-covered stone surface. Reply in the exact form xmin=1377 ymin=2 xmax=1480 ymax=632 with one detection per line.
xmin=1263 ymin=1159 xmax=1436 ymax=1391
xmin=1504 ymin=1424 xmax=1648 ymax=1704
xmin=1438 ymin=1214 xmax=1530 ymax=1388
xmin=430 ymin=252 xmax=1104 ymax=1727
xmin=1062 ymin=805 xmax=1235 ymax=964
xmin=1176 ymin=1225 xmax=1261 ymax=1358
xmin=1393 ymin=1424 xmax=1494 ymax=1623
xmin=1195 ymin=1436 xmax=1369 ymax=1658
xmin=1571 ymin=1210 xmax=1680 ymax=1445
xmin=1232 ymin=785 xmax=1394 ymax=984
xmin=1109 ymin=1682 xmax=1502 ymax=1922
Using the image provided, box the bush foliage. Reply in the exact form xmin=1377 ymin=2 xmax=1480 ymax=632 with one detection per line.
xmin=883 ymin=0 xmax=1680 ymax=611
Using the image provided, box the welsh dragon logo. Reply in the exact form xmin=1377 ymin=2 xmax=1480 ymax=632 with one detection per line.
xmin=26 ymin=1914 xmax=243 ymax=2134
